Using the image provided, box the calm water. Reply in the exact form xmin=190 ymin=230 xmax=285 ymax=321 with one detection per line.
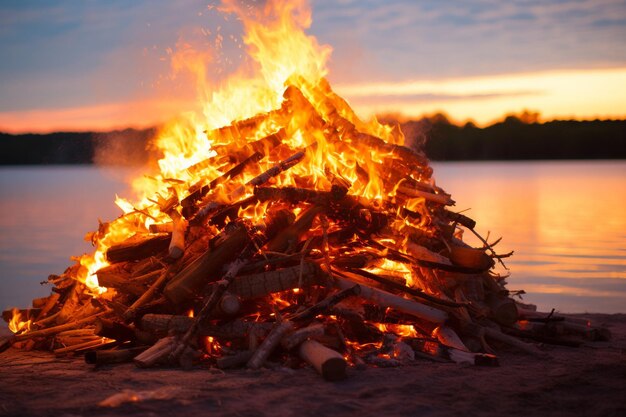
xmin=1 ymin=162 xmax=625 ymax=313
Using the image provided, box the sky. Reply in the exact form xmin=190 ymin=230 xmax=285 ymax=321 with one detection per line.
xmin=0 ymin=0 xmax=625 ymax=132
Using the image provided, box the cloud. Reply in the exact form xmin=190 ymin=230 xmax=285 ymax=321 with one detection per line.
xmin=334 ymin=67 xmax=626 ymax=125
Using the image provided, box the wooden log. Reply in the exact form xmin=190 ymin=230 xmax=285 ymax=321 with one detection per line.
xmin=333 ymin=276 xmax=448 ymax=324
xmin=448 ymin=245 xmax=494 ymax=271
xmin=218 ymin=292 xmax=241 ymax=316
xmin=406 ymin=338 xmax=499 ymax=366
xmin=216 ymin=350 xmax=255 ymax=369
xmin=124 ymin=263 xmax=179 ymax=322
xmin=397 ymin=184 xmax=454 ymax=206
xmin=54 ymin=338 xmax=114 ymax=355
xmin=163 ymin=224 xmax=250 ymax=306
xmin=85 ymin=346 xmax=148 ymax=365
xmin=14 ymin=311 xmax=110 ymax=342
xmin=208 ymin=263 xmax=323 ymax=300
xmin=149 ymin=223 xmax=173 ymax=233
xmin=167 ymin=209 xmax=187 ymax=260
xmin=247 ymin=321 xmax=294 ymax=369
xmin=229 ymin=149 xmax=307 ymax=201
xmin=265 ymin=205 xmax=324 ymax=253
xmin=55 ymin=282 xmax=81 ymax=325
xmin=298 ymin=340 xmax=347 ymax=381
xmin=134 ymin=336 xmax=176 ymax=368
xmin=34 ymin=292 xmax=60 ymax=322
xmin=281 ymin=323 xmax=325 ymax=350
xmin=469 ymin=324 xmax=548 ymax=358
xmin=432 ymin=326 xmax=470 ymax=351
xmin=106 ymin=234 xmax=170 ymax=263
xmin=486 ymin=294 xmax=519 ymax=326
xmin=93 ymin=318 xmax=136 ymax=342
xmin=96 ymin=270 xmax=146 ymax=297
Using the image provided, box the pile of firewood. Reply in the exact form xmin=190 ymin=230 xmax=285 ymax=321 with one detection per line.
xmin=1 ymin=76 xmax=609 ymax=380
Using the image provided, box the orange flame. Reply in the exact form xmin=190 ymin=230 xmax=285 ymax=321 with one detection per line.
xmin=8 ymin=308 xmax=32 ymax=335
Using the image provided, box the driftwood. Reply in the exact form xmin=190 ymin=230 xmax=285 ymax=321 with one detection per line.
xmin=247 ymin=321 xmax=295 ymax=369
xmin=106 ymin=235 xmax=170 ymax=263
xmin=85 ymin=346 xmax=148 ymax=365
xmin=298 ymin=340 xmax=347 ymax=381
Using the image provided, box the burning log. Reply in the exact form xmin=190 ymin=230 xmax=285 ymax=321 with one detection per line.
xmin=106 ymin=235 xmax=170 ymax=263
xmin=167 ymin=209 xmax=187 ymax=260
xmin=163 ymin=223 xmax=250 ymax=305
xmin=247 ymin=321 xmax=295 ymax=369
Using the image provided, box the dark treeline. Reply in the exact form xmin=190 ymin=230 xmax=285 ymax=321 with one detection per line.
xmin=0 ymin=128 xmax=156 ymax=165
xmin=401 ymin=115 xmax=626 ymax=160
xmin=1 ymin=117 xmax=625 ymax=165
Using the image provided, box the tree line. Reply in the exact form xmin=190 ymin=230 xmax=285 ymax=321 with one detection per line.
xmin=1 ymin=117 xmax=624 ymax=165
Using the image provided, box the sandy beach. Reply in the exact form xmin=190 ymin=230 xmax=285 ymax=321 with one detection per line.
xmin=1 ymin=313 xmax=624 ymax=417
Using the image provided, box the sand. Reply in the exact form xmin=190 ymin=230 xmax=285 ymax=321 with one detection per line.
xmin=1 ymin=313 xmax=625 ymax=417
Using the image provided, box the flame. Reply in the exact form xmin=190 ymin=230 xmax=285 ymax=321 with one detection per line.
xmin=375 ymin=323 xmax=418 ymax=338
xmin=70 ymin=0 xmax=433 ymax=311
xmin=8 ymin=308 xmax=32 ymax=334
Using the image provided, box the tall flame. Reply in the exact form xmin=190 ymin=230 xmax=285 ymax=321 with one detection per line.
xmin=74 ymin=0 xmax=419 ymax=296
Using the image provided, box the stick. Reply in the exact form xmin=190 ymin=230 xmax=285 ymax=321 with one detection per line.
xmin=247 ymin=321 xmax=295 ymax=369
xmin=123 ymin=263 xmax=178 ymax=322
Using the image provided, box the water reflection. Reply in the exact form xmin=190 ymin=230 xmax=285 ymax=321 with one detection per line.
xmin=434 ymin=161 xmax=626 ymax=313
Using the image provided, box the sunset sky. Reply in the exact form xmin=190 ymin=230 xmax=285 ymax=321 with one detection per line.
xmin=1 ymin=0 xmax=625 ymax=132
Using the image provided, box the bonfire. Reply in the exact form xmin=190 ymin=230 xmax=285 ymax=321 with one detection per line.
xmin=1 ymin=0 xmax=608 ymax=380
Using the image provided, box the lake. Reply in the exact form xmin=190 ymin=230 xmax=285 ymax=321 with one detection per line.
xmin=1 ymin=161 xmax=625 ymax=314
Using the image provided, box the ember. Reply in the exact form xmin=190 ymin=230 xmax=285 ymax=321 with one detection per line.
xmin=0 ymin=0 xmax=610 ymax=379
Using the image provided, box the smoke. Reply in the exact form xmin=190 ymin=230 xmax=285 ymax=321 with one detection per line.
xmin=92 ymin=128 xmax=160 ymax=167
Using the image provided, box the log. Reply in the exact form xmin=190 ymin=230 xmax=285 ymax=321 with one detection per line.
xmin=216 ymin=350 xmax=254 ymax=369
xmin=265 ymin=205 xmax=324 ymax=253
xmin=106 ymin=234 xmax=170 ymax=263
xmin=93 ymin=318 xmax=136 ymax=342
xmin=229 ymin=149 xmax=307 ymax=201
xmin=96 ymin=270 xmax=146 ymax=297
xmin=163 ymin=224 xmax=250 ymax=305
xmin=134 ymin=336 xmax=176 ymax=368
xmin=123 ymin=263 xmax=179 ymax=322
xmin=14 ymin=311 xmax=110 ymax=342
xmin=432 ymin=326 xmax=470 ymax=351
xmin=298 ymin=340 xmax=347 ymax=381
xmin=54 ymin=338 xmax=114 ymax=355
xmin=281 ymin=323 xmax=325 ymax=350
xmin=486 ymin=294 xmax=519 ymax=326
xmin=333 ymin=276 xmax=448 ymax=324
xmin=397 ymin=184 xmax=454 ymax=206
xmin=149 ymin=223 xmax=173 ymax=233
xmin=448 ymin=245 xmax=494 ymax=271
xmin=167 ymin=209 xmax=187 ymax=260
xmin=85 ymin=346 xmax=148 ymax=365
xmin=247 ymin=321 xmax=294 ymax=369
xmin=207 ymin=263 xmax=323 ymax=300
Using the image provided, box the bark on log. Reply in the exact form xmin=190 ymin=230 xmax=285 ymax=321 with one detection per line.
xmin=134 ymin=336 xmax=176 ymax=368
xmin=448 ymin=245 xmax=494 ymax=271
xmin=163 ymin=224 xmax=250 ymax=305
xmin=298 ymin=340 xmax=347 ymax=381
xmin=486 ymin=294 xmax=519 ymax=326
xmin=333 ymin=276 xmax=448 ymax=324
xmin=207 ymin=263 xmax=323 ymax=300
xmin=281 ymin=323 xmax=325 ymax=350
xmin=265 ymin=205 xmax=324 ymax=253
xmin=106 ymin=234 xmax=170 ymax=263
xmin=247 ymin=321 xmax=294 ymax=369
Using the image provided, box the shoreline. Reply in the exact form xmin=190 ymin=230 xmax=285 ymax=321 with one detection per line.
xmin=1 ymin=313 xmax=624 ymax=417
